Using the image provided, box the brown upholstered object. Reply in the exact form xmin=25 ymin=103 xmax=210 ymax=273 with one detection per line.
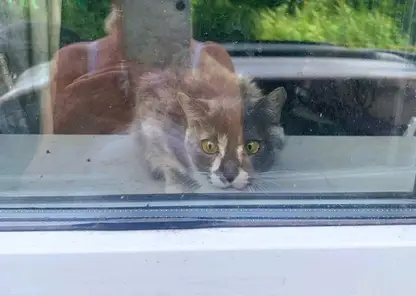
xmin=45 ymin=12 xmax=236 ymax=134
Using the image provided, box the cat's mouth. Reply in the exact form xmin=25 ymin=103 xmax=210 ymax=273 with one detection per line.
xmin=208 ymin=170 xmax=250 ymax=190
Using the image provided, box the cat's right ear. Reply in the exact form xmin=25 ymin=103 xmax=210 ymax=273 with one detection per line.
xmin=177 ymin=92 xmax=204 ymax=124
xmin=258 ymin=87 xmax=287 ymax=123
xmin=266 ymin=87 xmax=287 ymax=112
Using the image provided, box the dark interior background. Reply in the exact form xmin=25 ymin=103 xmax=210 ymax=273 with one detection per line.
xmin=256 ymin=77 xmax=413 ymax=136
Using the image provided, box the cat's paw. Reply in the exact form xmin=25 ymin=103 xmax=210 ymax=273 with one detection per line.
xmin=182 ymin=178 xmax=201 ymax=192
xmin=150 ymin=167 xmax=164 ymax=180
xmin=167 ymin=169 xmax=201 ymax=193
xmin=144 ymin=160 xmax=165 ymax=180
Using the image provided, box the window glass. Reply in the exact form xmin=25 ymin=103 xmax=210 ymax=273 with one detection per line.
xmin=0 ymin=0 xmax=415 ymax=229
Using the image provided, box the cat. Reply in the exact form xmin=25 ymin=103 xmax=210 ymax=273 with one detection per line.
xmin=132 ymin=69 xmax=287 ymax=193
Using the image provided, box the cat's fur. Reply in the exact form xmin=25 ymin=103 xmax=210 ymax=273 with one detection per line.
xmin=132 ymin=70 xmax=287 ymax=193
xmin=239 ymin=76 xmax=286 ymax=173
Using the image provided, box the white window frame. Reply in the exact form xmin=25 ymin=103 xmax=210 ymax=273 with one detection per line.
xmin=0 ymin=225 xmax=415 ymax=296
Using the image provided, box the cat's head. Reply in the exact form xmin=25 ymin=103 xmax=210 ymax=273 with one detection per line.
xmin=177 ymin=89 xmax=252 ymax=189
xmin=239 ymin=76 xmax=287 ymax=173
xmin=176 ymin=74 xmax=287 ymax=190
xmin=137 ymin=68 xmax=251 ymax=190
xmin=138 ymin=68 xmax=286 ymax=190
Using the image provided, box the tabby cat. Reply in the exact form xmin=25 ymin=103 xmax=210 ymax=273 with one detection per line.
xmin=132 ymin=70 xmax=287 ymax=193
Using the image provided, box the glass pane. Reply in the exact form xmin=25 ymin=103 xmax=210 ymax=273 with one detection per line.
xmin=0 ymin=0 xmax=415 ymax=228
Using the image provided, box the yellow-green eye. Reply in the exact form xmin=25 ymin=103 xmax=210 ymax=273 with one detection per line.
xmin=201 ymin=139 xmax=219 ymax=154
xmin=246 ymin=141 xmax=260 ymax=155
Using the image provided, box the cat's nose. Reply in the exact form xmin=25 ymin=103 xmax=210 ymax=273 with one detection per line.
xmin=222 ymin=161 xmax=239 ymax=183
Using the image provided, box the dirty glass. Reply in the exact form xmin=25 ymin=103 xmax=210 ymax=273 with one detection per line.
xmin=0 ymin=0 xmax=415 ymax=230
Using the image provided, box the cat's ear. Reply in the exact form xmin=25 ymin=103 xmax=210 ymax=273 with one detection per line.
xmin=258 ymin=87 xmax=287 ymax=122
xmin=177 ymin=92 xmax=205 ymax=124
xmin=266 ymin=87 xmax=287 ymax=112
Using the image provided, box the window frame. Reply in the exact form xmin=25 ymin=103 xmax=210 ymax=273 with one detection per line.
xmin=0 ymin=225 xmax=415 ymax=296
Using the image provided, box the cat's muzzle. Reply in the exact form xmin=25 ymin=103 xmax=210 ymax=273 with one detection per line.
xmin=210 ymin=161 xmax=250 ymax=190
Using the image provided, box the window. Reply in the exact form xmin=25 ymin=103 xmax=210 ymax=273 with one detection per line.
xmin=0 ymin=0 xmax=415 ymax=224
xmin=0 ymin=1 xmax=416 ymax=295
xmin=0 ymin=0 xmax=415 ymax=222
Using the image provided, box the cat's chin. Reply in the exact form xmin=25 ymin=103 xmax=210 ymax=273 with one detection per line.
xmin=183 ymin=171 xmax=250 ymax=193
xmin=231 ymin=170 xmax=250 ymax=190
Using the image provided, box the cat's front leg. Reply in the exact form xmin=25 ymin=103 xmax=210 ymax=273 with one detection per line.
xmin=164 ymin=168 xmax=201 ymax=194
xmin=136 ymin=118 xmax=200 ymax=193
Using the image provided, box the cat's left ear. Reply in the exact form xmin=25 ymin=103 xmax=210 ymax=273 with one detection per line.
xmin=263 ymin=87 xmax=287 ymax=122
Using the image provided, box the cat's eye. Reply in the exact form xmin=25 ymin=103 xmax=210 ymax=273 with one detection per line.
xmin=246 ymin=141 xmax=260 ymax=155
xmin=201 ymin=140 xmax=219 ymax=154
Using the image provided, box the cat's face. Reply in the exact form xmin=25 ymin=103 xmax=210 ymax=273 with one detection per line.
xmin=240 ymin=78 xmax=287 ymax=173
xmin=178 ymin=82 xmax=287 ymax=190
xmin=178 ymin=92 xmax=252 ymax=189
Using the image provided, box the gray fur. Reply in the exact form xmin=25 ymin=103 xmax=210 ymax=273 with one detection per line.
xmin=240 ymin=76 xmax=287 ymax=172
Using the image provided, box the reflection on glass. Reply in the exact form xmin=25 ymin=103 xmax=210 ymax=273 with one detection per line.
xmin=0 ymin=0 xmax=416 ymax=202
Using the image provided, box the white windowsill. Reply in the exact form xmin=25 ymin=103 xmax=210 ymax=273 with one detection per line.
xmin=0 ymin=225 xmax=415 ymax=296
